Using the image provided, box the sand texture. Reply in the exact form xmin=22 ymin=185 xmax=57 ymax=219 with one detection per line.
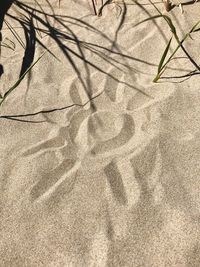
xmin=0 ymin=0 xmax=200 ymax=266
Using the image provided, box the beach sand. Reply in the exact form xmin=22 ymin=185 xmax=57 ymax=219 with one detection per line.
xmin=0 ymin=0 xmax=200 ymax=266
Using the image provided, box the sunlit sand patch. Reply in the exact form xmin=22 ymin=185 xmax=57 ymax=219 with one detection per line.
xmin=1 ymin=0 xmax=200 ymax=266
xmin=88 ymin=111 xmax=123 ymax=141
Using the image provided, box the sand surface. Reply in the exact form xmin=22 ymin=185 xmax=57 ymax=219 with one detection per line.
xmin=0 ymin=0 xmax=200 ymax=266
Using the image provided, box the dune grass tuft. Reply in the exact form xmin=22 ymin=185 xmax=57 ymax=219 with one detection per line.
xmin=134 ymin=0 xmax=200 ymax=82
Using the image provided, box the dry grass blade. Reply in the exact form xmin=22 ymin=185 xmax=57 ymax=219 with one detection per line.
xmin=154 ymin=37 xmax=172 ymax=82
xmin=133 ymin=14 xmax=163 ymax=27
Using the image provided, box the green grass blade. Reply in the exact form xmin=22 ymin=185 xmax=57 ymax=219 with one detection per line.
xmin=162 ymin=15 xmax=176 ymax=35
xmin=190 ymin=20 xmax=200 ymax=33
xmin=193 ymin=28 xmax=200 ymax=33
xmin=0 ymin=53 xmax=45 ymax=107
xmin=134 ymin=15 xmax=163 ymax=27
xmin=157 ymin=37 xmax=172 ymax=74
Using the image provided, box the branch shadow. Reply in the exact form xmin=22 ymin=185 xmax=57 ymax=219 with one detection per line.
xmin=2 ymin=0 xmax=197 ymax=122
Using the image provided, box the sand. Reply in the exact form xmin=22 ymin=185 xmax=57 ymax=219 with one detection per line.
xmin=0 ymin=0 xmax=200 ymax=266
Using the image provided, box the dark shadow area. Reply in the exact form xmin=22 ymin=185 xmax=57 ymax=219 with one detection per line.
xmin=0 ymin=0 xmax=15 ymax=77
xmin=5 ymin=0 xmax=131 ymax=112
xmin=0 ymin=0 xmax=14 ymax=30
xmin=0 ymin=64 xmax=3 ymax=78
xmin=0 ymin=0 xmax=154 ymax=122
xmin=19 ymin=14 xmax=36 ymax=79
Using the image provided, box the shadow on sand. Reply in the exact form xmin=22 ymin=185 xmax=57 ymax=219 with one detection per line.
xmin=0 ymin=0 xmax=199 ymax=123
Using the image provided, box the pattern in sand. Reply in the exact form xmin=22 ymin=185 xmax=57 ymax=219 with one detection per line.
xmin=0 ymin=0 xmax=200 ymax=266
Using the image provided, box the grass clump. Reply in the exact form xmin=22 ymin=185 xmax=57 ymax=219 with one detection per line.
xmin=134 ymin=0 xmax=200 ymax=82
